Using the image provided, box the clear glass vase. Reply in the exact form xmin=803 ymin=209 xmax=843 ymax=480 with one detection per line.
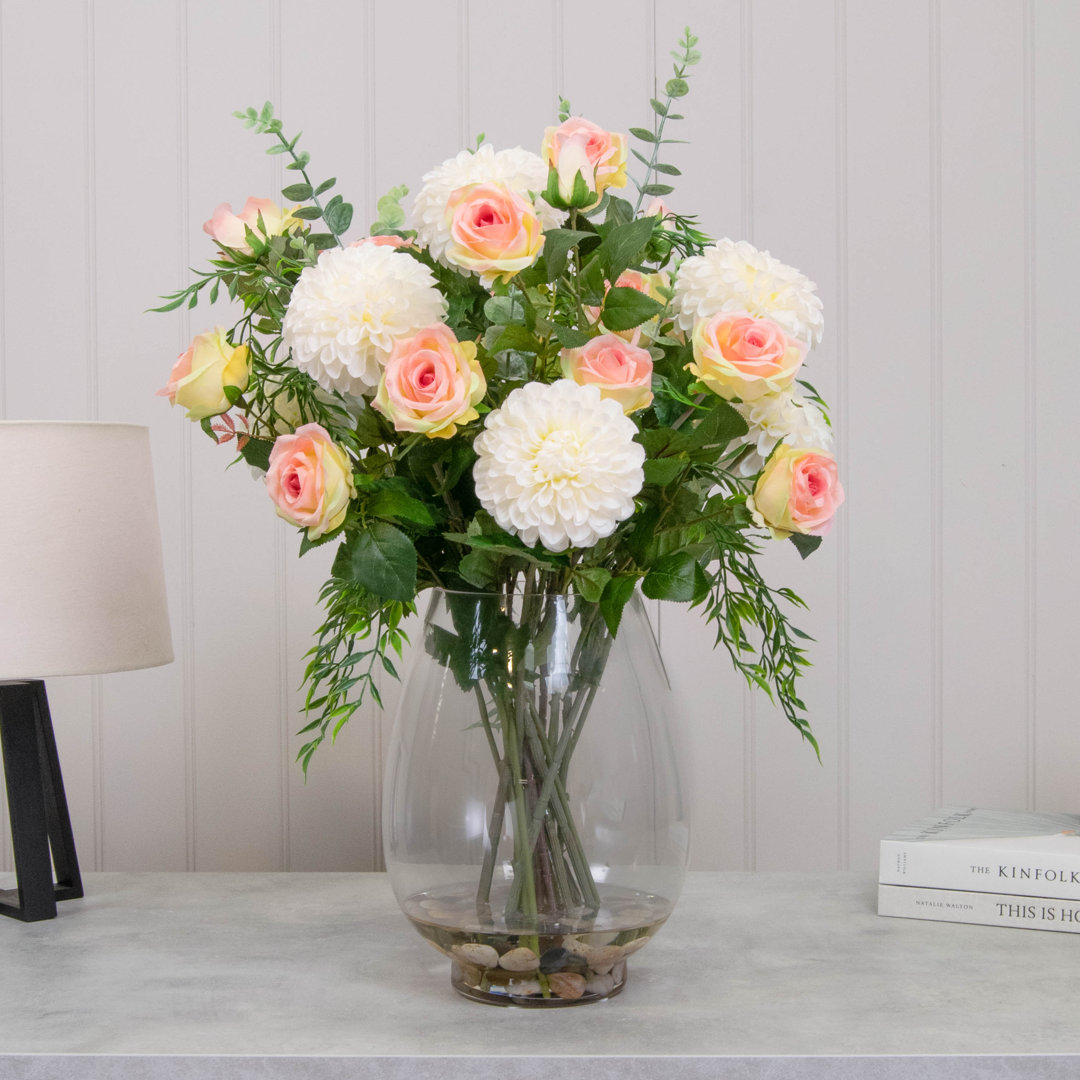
xmin=383 ymin=585 xmax=690 ymax=1006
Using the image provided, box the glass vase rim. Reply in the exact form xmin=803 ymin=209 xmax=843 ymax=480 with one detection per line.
xmin=421 ymin=584 xmax=630 ymax=600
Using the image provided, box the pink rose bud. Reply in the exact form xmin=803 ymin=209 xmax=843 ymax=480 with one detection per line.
xmin=265 ymin=423 xmax=356 ymax=540
xmin=688 ymin=312 xmax=807 ymax=402
xmin=560 ymin=333 xmax=654 ymax=414
xmin=203 ymin=197 xmax=298 ymax=253
xmin=749 ymin=445 xmax=845 ymax=540
xmin=645 ymin=197 xmax=673 ymax=220
xmin=373 ymin=324 xmax=487 ymax=439
xmin=444 ymin=182 xmax=544 ymax=285
xmin=157 ymin=327 xmax=250 ymax=421
xmin=541 ymin=117 xmax=628 ymax=207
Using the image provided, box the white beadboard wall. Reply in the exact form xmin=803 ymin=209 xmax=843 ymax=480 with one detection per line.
xmin=0 ymin=0 xmax=1076 ymax=875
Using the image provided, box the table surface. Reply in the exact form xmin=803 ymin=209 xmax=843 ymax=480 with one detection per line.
xmin=0 ymin=870 xmax=1077 ymax=1080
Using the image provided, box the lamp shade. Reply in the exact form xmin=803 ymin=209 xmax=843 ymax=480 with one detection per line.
xmin=0 ymin=422 xmax=173 ymax=679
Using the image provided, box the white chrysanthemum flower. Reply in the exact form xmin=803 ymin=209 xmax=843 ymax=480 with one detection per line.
xmin=733 ymin=389 xmax=833 ymax=477
xmin=673 ymin=239 xmax=824 ymax=347
xmin=473 ymin=380 xmax=645 ymax=552
xmin=411 ymin=143 xmax=564 ymax=266
xmin=282 ymin=244 xmax=447 ymax=397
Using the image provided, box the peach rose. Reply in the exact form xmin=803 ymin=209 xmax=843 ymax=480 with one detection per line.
xmin=541 ymin=117 xmax=628 ymax=207
xmin=444 ymin=182 xmax=544 ymax=285
xmin=560 ymin=333 xmax=654 ymax=414
xmin=749 ymin=445 xmax=845 ymax=540
xmin=265 ymin=423 xmax=356 ymax=539
xmin=158 ymin=327 xmax=250 ymax=421
xmin=585 ymin=269 xmax=670 ymax=344
xmin=373 ymin=324 xmax=486 ymax=439
xmin=688 ymin=312 xmax=806 ymax=402
xmin=203 ymin=197 xmax=298 ymax=253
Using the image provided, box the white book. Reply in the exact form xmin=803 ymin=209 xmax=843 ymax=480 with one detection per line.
xmin=879 ymin=806 xmax=1080 ymax=901
xmin=878 ymin=883 xmax=1080 ymax=934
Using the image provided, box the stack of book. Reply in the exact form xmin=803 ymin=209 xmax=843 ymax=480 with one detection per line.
xmin=878 ymin=806 xmax=1080 ymax=934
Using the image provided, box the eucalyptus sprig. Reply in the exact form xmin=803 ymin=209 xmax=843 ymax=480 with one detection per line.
xmin=630 ymin=26 xmax=701 ymax=212
xmin=234 ymin=101 xmax=351 ymax=251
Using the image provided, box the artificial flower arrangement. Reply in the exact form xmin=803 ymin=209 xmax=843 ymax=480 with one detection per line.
xmin=156 ymin=28 xmax=844 ymax=779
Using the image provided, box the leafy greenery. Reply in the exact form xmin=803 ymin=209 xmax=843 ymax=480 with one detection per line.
xmin=156 ymin=27 xmax=833 ymax=775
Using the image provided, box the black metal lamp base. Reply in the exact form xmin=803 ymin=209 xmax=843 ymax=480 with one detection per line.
xmin=0 ymin=681 xmax=83 ymax=921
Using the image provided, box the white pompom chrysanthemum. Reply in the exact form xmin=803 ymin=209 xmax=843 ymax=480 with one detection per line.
xmin=282 ymin=244 xmax=447 ymax=397
xmin=673 ymin=239 xmax=824 ymax=347
xmin=411 ymin=144 xmax=564 ymax=267
xmin=733 ymin=389 xmax=833 ymax=477
xmin=473 ymin=380 xmax=645 ymax=552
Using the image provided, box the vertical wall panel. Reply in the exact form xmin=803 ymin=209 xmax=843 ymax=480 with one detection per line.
xmin=93 ymin=0 xmax=188 ymax=869
xmin=939 ymin=0 xmax=1029 ymax=808
xmin=653 ymin=0 xmax=750 ymax=870
xmin=844 ymin=0 xmax=935 ymax=868
xmin=280 ymin=0 xmax=380 ymax=870
xmin=746 ymin=0 xmax=841 ymax=870
xmin=1034 ymin=1 xmax=1080 ymax=813
xmin=184 ymin=0 xmax=283 ymax=869
xmin=0 ymin=1 xmax=97 ymax=870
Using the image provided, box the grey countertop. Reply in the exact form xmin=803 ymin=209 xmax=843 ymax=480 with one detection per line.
xmin=0 ymin=871 xmax=1076 ymax=1079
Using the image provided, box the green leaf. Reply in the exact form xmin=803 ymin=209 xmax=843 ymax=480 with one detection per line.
xmin=313 ymin=177 xmax=336 ymax=196
xmin=643 ymin=457 xmax=685 ymax=486
xmin=598 ymin=215 xmax=656 ymax=282
xmin=307 ymin=232 xmax=338 ymax=250
xmin=542 ymin=228 xmax=594 ymax=282
xmin=293 ymin=206 xmax=322 ymax=221
xmin=600 ymin=575 xmax=637 ymax=636
xmin=641 ymin=551 xmax=707 ymax=602
xmin=641 ymin=183 xmax=675 ymax=197
xmin=604 ymin=196 xmax=634 ymax=226
xmin=287 ymin=150 xmax=311 ymax=170
xmin=335 ymin=522 xmax=417 ymax=602
xmin=237 ymin=437 xmax=273 ymax=472
xmin=666 ymin=77 xmax=690 ymax=98
xmin=367 ymin=488 xmax=435 ymax=527
xmin=685 ymin=400 xmax=749 ymax=449
xmin=790 ymin=533 xmax=824 ymax=560
xmin=375 ymin=184 xmax=408 ymax=229
xmin=483 ymin=295 xmax=525 ymax=325
xmin=600 ymin=286 xmax=665 ymax=332
xmin=281 ymin=182 xmax=313 ymax=201
xmin=649 ymin=98 xmax=669 ymax=116
xmin=629 ymin=126 xmax=659 ymax=143
xmin=553 ymin=324 xmax=592 ymax=349
xmin=489 ymin=324 xmax=541 ymax=354
xmin=458 ymin=548 xmax=502 ymax=589
xmin=223 ymin=384 xmax=244 ymax=407
xmin=572 ymin=566 xmax=612 ymax=603
xmin=651 ymin=162 xmax=682 ymax=176
xmin=323 ymin=196 xmax=353 ymax=235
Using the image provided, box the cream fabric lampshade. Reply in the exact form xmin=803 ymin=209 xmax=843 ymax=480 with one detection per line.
xmin=0 ymin=422 xmax=173 ymax=679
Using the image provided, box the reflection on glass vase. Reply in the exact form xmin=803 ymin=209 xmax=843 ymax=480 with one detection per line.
xmin=383 ymin=584 xmax=690 ymax=1006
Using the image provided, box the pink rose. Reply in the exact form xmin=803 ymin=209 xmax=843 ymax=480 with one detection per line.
xmin=158 ymin=327 xmax=249 ymax=421
xmin=688 ymin=312 xmax=806 ymax=401
xmin=373 ymin=324 xmax=486 ymax=439
xmin=203 ymin=197 xmax=298 ymax=253
xmin=541 ymin=117 xmax=628 ymax=207
xmin=265 ymin=423 xmax=356 ymax=539
xmin=560 ymin=333 xmax=654 ymax=414
xmin=444 ymin=182 xmax=544 ymax=285
xmin=750 ymin=445 xmax=845 ymax=540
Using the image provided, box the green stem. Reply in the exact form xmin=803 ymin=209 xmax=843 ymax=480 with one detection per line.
xmin=273 ymin=130 xmax=344 ymax=249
